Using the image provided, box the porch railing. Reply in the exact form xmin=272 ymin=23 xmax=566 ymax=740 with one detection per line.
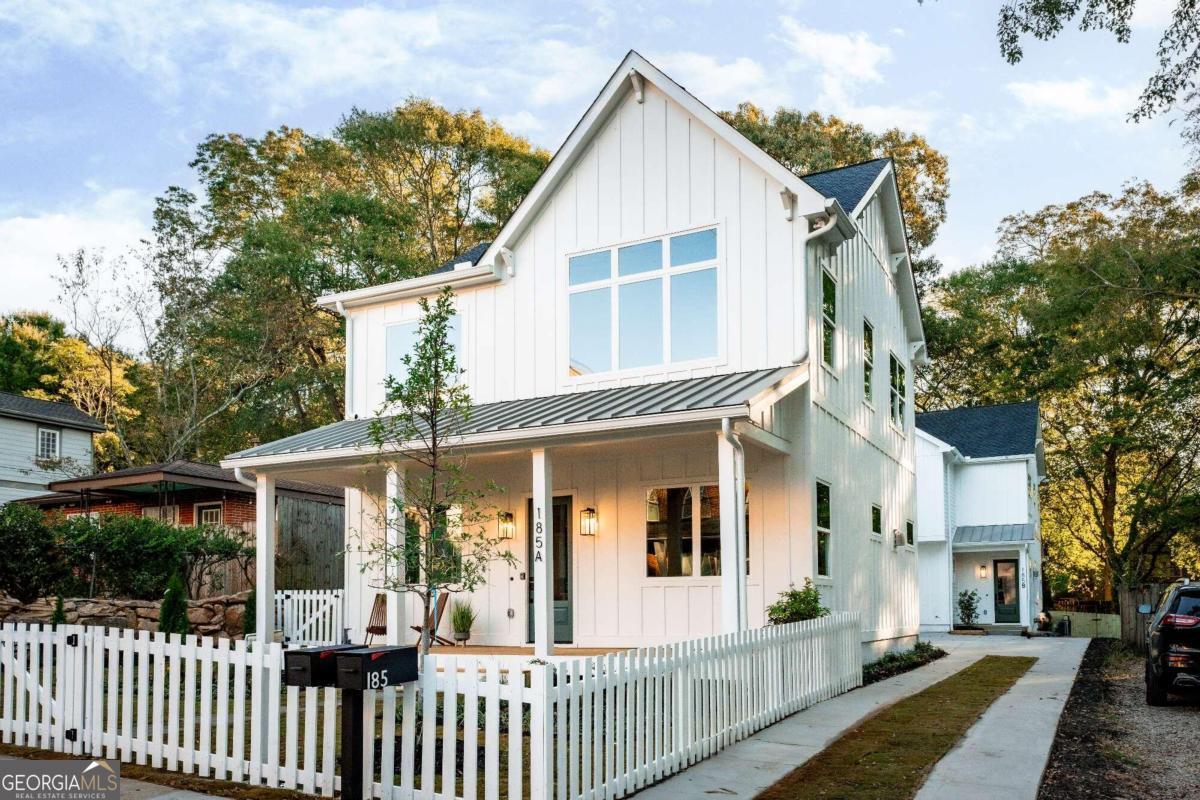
xmin=0 ymin=612 xmax=861 ymax=800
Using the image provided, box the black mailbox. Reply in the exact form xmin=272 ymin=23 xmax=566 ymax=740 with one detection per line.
xmin=283 ymin=644 xmax=360 ymax=688
xmin=335 ymin=646 xmax=418 ymax=690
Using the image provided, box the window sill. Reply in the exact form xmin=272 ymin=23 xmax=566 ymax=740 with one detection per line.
xmin=563 ymin=355 xmax=727 ymax=386
xmin=814 ymin=576 xmax=833 ymax=585
xmin=820 ymin=364 xmax=838 ymax=380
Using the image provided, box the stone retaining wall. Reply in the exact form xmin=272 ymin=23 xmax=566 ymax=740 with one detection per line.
xmin=0 ymin=592 xmax=251 ymax=638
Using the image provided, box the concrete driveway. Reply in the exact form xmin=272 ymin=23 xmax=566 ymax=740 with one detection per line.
xmin=635 ymin=633 xmax=1088 ymax=800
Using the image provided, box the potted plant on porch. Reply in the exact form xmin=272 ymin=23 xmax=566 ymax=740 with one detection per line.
xmin=451 ymin=600 xmax=477 ymax=645
xmin=952 ymin=589 xmax=986 ymax=635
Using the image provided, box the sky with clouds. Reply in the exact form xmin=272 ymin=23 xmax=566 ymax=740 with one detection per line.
xmin=0 ymin=0 xmax=1188 ymax=327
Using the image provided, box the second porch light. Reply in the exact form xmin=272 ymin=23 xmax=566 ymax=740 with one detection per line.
xmin=580 ymin=507 xmax=598 ymax=536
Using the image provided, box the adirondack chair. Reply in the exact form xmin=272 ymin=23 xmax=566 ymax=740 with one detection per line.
xmin=364 ymin=593 xmax=388 ymax=645
xmin=412 ymin=592 xmax=454 ymax=647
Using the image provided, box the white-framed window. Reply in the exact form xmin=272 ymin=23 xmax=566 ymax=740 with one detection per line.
xmin=568 ymin=226 xmax=720 ymax=377
xmin=906 ymin=519 xmax=915 ymax=547
xmin=871 ymin=504 xmax=882 ymax=538
xmin=194 ymin=502 xmax=223 ymax=526
xmin=645 ymin=482 xmax=747 ymax=578
xmin=142 ymin=505 xmax=179 ymax=525
xmin=889 ymin=353 xmax=907 ymax=427
xmin=385 ymin=313 xmax=461 ymax=384
xmin=863 ymin=319 xmax=874 ymax=403
xmin=821 ymin=269 xmax=836 ymax=369
xmin=36 ymin=427 xmax=60 ymax=461
xmin=816 ymin=480 xmax=831 ymax=578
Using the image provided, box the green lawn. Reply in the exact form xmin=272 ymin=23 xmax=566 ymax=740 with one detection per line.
xmin=757 ymin=655 xmax=1037 ymax=800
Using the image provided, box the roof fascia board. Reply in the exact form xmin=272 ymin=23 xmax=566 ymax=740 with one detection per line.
xmin=49 ymin=471 xmax=170 ymax=492
xmin=0 ymin=409 xmax=104 ymax=432
xmin=951 ymin=540 xmax=1030 ymax=551
xmin=316 ymin=264 xmax=499 ymax=311
xmin=475 ymin=51 xmax=831 ymax=271
xmin=961 ymin=453 xmax=1037 ymax=466
xmin=747 ymin=366 xmax=809 ymax=417
xmin=850 ymin=161 xmax=893 ymax=219
xmin=222 ymin=403 xmax=753 ymax=470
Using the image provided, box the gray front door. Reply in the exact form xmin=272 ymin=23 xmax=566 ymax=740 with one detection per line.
xmin=527 ymin=496 xmax=572 ymax=643
xmin=994 ymin=559 xmax=1020 ymax=623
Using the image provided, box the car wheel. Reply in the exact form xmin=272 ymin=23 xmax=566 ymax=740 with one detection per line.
xmin=1146 ymin=672 xmax=1169 ymax=706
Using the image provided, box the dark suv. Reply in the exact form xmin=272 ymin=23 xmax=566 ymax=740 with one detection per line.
xmin=1140 ymin=579 xmax=1200 ymax=705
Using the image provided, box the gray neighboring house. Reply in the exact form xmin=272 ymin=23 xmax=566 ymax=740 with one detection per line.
xmin=0 ymin=392 xmax=103 ymax=505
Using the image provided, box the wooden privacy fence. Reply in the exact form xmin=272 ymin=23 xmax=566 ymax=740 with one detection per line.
xmin=1118 ymin=583 xmax=1167 ymax=651
xmin=276 ymin=589 xmax=344 ymax=647
xmin=1 ymin=612 xmax=862 ymax=800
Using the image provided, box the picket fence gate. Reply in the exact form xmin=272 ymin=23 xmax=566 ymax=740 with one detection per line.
xmin=275 ymin=589 xmax=345 ymax=647
xmin=0 ymin=612 xmax=861 ymax=800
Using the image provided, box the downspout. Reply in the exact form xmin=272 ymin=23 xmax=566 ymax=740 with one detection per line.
xmin=335 ymin=300 xmax=354 ymax=419
xmin=795 ymin=199 xmax=842 ymax=365
xmin=233 ymin=467 xmax=256 ymax=489
xmin=721 ymin=418 xmax=748 ymax=629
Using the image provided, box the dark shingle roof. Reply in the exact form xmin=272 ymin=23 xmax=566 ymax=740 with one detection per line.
xmin=800 ymin=158 xmax=891 ymax=215
xmin=46 ymin=460 xmax=343 ymax=500
xmin=0 ymin=392 xmax=104 ymax=432
xmin=916 ymin=401 xmax=1040 ymax=458
xmin=432 ymin=241 xmax=492 ymax=274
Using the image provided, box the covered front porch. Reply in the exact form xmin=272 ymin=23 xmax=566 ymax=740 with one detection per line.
xmin=222 ymin=367 xmax=810 ymax=656
xmin=951 ymin=524 xmax=1042 ymax=629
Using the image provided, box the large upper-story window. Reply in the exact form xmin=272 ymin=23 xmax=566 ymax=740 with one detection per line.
xmin=385 ymin=314 xmax=461 ymax=383
xmin=568 ymin=227 xmax=719 ymax=377
xmin=889 ymin=353 xmax=907 ymax=427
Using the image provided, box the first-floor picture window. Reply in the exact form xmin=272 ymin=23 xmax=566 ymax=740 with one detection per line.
xmin=646 ymin=483 xmax=748 ymax=577
xmin=816 ymin=481 xmax=831 ymax=577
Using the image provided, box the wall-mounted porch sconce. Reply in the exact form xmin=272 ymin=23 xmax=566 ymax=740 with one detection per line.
xmin=498 ymin=511 xmax=515 ymax=540
xmin=977 ymin=564 xmax=988 ymax=580
xmin=580 ymin=507 xmax=598 ymax=536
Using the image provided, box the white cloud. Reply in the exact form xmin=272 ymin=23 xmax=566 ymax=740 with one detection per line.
xmin=650 ymin=51 xmax=792 ymax=110
xmin=0 ymin=187 xmax=150 ymax=323
xmin=1007 ymin=78 xmax=1140 ymax=120
xmin=1131 ymin=0 xmax=1176 ymax=29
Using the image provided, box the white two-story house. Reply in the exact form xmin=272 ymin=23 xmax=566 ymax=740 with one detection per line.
xmin=915 ymin=401 xmax=1045 ymax=631
xmin=0 ymin=392 xmax=101 ymax=505
xmin=222 ymin=51 xmax=926 ymax=658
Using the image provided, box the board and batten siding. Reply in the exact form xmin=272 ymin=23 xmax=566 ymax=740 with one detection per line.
xmin=346 ymin=82 xmax=810 ymax=417
xmin=0 ymin=417 xmax=93 ymax=504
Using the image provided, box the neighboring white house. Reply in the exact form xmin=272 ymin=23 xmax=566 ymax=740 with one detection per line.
xmin=915 ymin=401 xmax=1045 ymax=631
xmin=0 ymin=392 xmax=101 ymax=505
xmin=222 ymin=51 xmax=926 ymax=659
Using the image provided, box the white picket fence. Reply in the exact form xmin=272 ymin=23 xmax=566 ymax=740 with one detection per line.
xmin=0 ymin=612 xmax=860 ymax=800
xmin=275 ymin=589 xmax=344 ymax=647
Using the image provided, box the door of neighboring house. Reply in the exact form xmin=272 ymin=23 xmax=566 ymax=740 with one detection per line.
xmin=527 ymin=496 xmax=572 ymax=643
xmin=993 ymin=559 xmax=1020 ymax=623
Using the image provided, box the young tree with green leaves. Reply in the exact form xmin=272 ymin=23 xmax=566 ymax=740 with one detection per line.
xmin=363 ymin=287 xmax=515 ymax=655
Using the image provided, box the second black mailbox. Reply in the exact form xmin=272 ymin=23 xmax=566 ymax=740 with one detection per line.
xmin=284 ymin=644 xmax=361 ymax=687
xmin=336 ymin=646 xmax=419 ymax=690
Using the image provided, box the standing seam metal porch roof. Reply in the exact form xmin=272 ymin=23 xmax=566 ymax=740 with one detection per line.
xmin=225 ymin=366 xmax=799 ymax=462
xmin=953 ymin=524 xmax=1036 ymax=545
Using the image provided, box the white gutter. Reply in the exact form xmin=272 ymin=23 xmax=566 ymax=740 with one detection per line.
xmin=315 ymin=263 xmax=501 ymax=311
xmin=795 ymin=199 xmax=853 ymax=365
xmin=233 ymin=467 xmax=256 ymax=489
xmin=334 ymin=300 xmax=354 ymax=418
xmin=721 ymin=418 xmax=748 ymax=630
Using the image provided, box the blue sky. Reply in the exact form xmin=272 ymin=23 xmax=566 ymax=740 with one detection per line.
xmin=0 ymin=0 xmax=1187 ymax=329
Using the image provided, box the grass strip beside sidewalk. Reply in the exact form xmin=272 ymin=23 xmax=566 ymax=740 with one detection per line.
xmin=757 ymin=655 xmax=1037 ymax=800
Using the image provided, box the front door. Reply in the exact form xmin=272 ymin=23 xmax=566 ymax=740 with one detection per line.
xmin=527 ymin=496 xmax=572 ymax=643
xmin=993 ymin=559 xmax=1020 ymax=623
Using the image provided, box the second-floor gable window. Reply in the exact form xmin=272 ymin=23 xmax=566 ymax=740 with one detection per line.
xmin=385 ymin=314 xmax=461 ymax=384
xmin=821 ymin=269 xmax=836 ymax=369
xmin=889 ymin=354 xmax=907 ymax=427
xmin=36 ymin=427 xmax=60 ymax=461
xmin=568 ymin=227 xmax=719 ymax=377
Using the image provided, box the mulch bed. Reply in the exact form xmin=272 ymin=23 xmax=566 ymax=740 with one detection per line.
xmin=1037 ymin=639 xmax=1146 ymax=800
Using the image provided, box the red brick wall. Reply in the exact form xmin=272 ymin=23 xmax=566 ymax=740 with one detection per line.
xmin=46 ymin=488 xmax=259 ymax=529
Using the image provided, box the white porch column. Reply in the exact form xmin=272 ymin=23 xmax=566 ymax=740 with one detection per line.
xmin=1018 ymin=543 xmax=1031 ymax=629
xmin=531 ymin=448 xmax=554 ymax=658
xmin=718 ymin=431 xmax=746 ymax=633
xmin=254 ymin=473 xmax=276 ymax=640
xmin=385 ymin=464 xmax=406 ymax=646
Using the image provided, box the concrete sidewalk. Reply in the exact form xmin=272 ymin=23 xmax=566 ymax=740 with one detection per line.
xmin=916 ymin=633 xmax=1089 ymax=800
xmin=635 ymin=633 xmax=1088 ymax=800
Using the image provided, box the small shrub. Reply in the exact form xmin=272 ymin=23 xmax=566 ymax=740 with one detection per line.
xmin=957 ymin=589 xmax=981 ymax=627
xmin=863 ymin=640 xmax=948 ymax=684
xmin=50 ymin=595 xmax=66 ymax=626
xmin=450 ymin=600 xmax=477 ymax=634
xmin=766 ymin=578 xmax=829 ymax=625
xmin=244 ymin=588 xmax=256 ymax=637
xmin=158 ymin=574 xmax=190 ymax=635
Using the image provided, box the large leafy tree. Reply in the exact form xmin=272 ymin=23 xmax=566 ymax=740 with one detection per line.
xmin=721 ymin=103 xmax=950 ymax=293
xmin=921 ymin=182 xmax=1200 ymax=591
xmin=0 ymin=312 xmax=65 ymax=394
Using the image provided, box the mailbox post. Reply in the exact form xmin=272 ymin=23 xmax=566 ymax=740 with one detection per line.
xmin=282 ymin=644 xmax=418 ymax=800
